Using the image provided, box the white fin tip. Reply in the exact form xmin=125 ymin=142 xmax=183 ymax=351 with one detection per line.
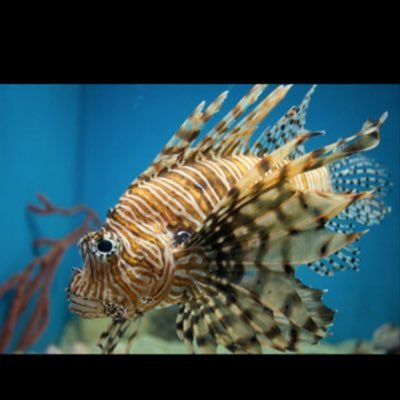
xmin=379 ymin=111 xmax=388 ymax=125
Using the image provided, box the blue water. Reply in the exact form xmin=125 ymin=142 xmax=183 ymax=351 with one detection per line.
xmin=0 ymin=84 xmax=399 ymax=352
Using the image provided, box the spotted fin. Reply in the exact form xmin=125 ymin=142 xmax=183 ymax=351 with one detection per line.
xmin=305 ymin=242 xmax=361 ymax=276
xmin=305 ymin=134 xmax=392 ymax=276
xmin=185 ymin=116 xmax=385 ymax=270
xmin=254 ymin=111 xmax=385 ymax=194
xmin=329 ymin=153 xmax=392 ymax=226
xmin=188 ymin=113 xmax=384 ymax=251
xmin=251 ymin=85 xmax=317 ymax=158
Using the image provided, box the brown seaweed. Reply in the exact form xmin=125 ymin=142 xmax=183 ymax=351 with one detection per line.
xmin=0 ymin=194 xmax=100 ymax=353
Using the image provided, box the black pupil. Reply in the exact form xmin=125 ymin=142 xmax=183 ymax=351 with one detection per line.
xmin=97 ymin=239 xmax=113 ymax=253
xmin=174 ymin=230 xmax=191 ymax=245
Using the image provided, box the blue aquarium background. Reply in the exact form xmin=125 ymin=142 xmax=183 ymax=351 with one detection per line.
xmin=0 ymin=84 xmax=399 ymax=352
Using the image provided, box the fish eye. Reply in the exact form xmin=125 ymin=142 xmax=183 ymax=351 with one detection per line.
xmin=174 ymin=230 xmax=191 ymax=246
xmin=87 ymin=232 xmax=121 ymax=261
xmin=97 ymin=239 xmax=113 ymax=253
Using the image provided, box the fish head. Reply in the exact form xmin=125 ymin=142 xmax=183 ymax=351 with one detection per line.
xmin=67 ymin=227 xmax=175 ymax=320
xmin=67 ymin=228 xmax=137 ymax=320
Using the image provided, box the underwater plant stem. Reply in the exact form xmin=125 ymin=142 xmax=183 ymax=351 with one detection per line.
xmin=0 ymin=274 xmax=21 ymax=297
xmin=0 ymin=282 xmax=25 ymax=350
xmin=28 ymin=193 xmax=102 ymax=227
xmin=0 ymin=194 xmax=101 ymax=353
xmin=17 ymin=288 xmax=50 ymax=351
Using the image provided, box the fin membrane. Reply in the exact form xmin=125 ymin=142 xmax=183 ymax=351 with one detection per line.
xmin=329 ymin=153 xmax=392 ymax=226
xmin=176 ymin=270 xmax=335 ymax=354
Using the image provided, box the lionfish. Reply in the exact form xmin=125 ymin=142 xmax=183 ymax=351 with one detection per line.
xmin=67 ymin=84 xmax=391 ymax=354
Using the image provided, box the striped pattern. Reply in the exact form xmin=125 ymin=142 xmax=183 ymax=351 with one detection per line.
xmin=67 ymin=85 xmax=391 ymax=354
xmin=292 ymin=166 xmax=332 ymax=192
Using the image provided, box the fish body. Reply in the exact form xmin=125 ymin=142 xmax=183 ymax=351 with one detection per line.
xmin=67 ymin=84 xmax=391 ymax=354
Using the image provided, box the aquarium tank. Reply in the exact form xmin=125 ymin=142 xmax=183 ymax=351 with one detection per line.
xmin=0 ymin=84 xmax=398 ymax=354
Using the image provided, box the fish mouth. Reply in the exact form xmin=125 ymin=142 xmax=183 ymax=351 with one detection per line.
xmin=67 ymin=289 xmax=106 ymax=318
xmin=67 ymin=265 xmax=106 ymax=319
xmin=68 ymin=237 xmax=132 ymax=319
xmin=67 ymin=287 xmax=132 ymax=321
xmin=67 ymin=238 xmax=106 ymax=318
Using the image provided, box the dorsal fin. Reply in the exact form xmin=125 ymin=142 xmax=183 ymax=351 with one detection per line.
xmin=251 ymin=85 xmax=317 ymax=158
xmin=131 ymin=91 xmax=228 ymax=186
xmin=130 ymin=84 xmax=294 ymax=187
xmin=210 ymin=85 xmax=292 ymax=157
xmin=183 ymin=115 xmax=384 ymax=267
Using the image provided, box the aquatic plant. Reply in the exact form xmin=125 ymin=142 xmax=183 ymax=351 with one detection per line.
xmin=0 ymin=194 xmax=100 ymax=353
